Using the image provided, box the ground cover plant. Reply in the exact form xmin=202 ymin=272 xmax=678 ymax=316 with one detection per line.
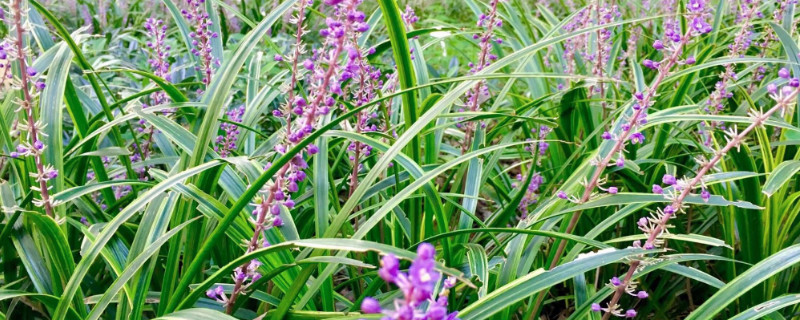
xmin=2 ymin=0 xmax=800 ymax=319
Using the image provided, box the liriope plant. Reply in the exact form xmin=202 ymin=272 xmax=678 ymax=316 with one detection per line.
xmin=1 ymin=0 xmax=800 ymax=320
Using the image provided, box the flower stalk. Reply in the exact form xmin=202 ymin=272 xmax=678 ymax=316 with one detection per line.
xmin=599 ymin=78 xmax=800 ymax=319
xmin=461 ymin=0 xmax=502 ymax=154
xmin=537 ymin=3 xmax=713 ymax=314
xmin=182 ymin=0 xmax=220 ymax=90
xmin=749 ymin=0 xmax=793 ymax=93
xmin=699 ymin=0 xmax=759 ymax=145
xmin=551 ymin=22 xmax=699 ymax=271
xmin=9 ymin=0 xmax=56 ymax=217
xmin=219 ymin=0 xmax=368 ymax=313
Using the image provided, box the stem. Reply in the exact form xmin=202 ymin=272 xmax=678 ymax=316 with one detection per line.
xmin=593 ymin=0 xmax=608 ymax=113
xmin=748 ymin=0 xmax=791 ymax=94
xmin=551 ymin=26 xmax=695 ymax=270
xmin=226 ymin=1 xmax=353 ymax=312
xmin=531 ymin=24 xmax=695 ymax=320
xmin=284 ymin=0 xmax=309 ymax=137
xmin=140 ymin=21 xmax=171 ymax=173
xmin=224 ymin=166 xmax=285 ymax=313
xmin=13 ymin=0 xmax=54 ymax=218
xmin=138 ymin=129 xmax=155 ymax=180
xmin=706 ymin=1 xmax=758 ymax=117
xmin=601 ymin=84 xmax=799 ymax=320
xmin=349 ymin=132 xmax=362 ymax=197
xmin=347 ymin=35 xmax=374 ymax=199
xmin=462 ymin=0 xmax=499 ymax=154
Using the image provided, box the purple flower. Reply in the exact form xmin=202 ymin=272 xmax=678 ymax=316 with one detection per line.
xmin=591 ymin=303 xmax=602 ymax=312
xmin=662 ymin=174 xmax=676 ymax=185
xmin=557 ymin=191 xmax=568 ymax=199
xmin=26 ymin=67 xmax=37 ymax=76
xmin=601 ymin=131 xmax=612 ymax=140
xmin=768 ymin=83 xmax=778 ymax=94
xmin=652 ymin=40 xmax=664 ymax=50
xmin=779 ymin=68 xmax=791 ymax=79
xmin=460 ymin=0 xmax=504 ymax=152
xmin=686 ymin=56 xmax=696 ymax=65
xmin=206 ymin=285 xmax=225 ymax=302
xmin=140 ymin=18 xmax=174 ymax=169
xmin=625 ymin=309 xmax=637 ymax=318
xmin=361 ymin=297 xmax=382 ymax=314
xmin=379 ymin=254 xmax=400 ymax=282
xmin=295 ymin=96 xmax=307 ymax=107
xmin=691 ymin=17 xmax=712 ymax=34
xmin=610 ymin=276 xmax=621 ymax=286
xmin=444 ymin=276 xmax=456 ymax=289
xmin=214 ymin=105 xmax=245 ymax=157
xmin=688 ymin=0 xmax=705 ymax=12
xmin=607 ymin=186 xmax=618 ymax=194
xmin=402 ymin=5 xmax=419 ymax=26
xmin=369 ymin=243 xmax=459 ymax=320
xmin=407 ymin=244 xmax=439 ymax=302
xmin=303 ymin=59 xmax=314 ymax=70
xmin=274 ymin=54 xmax=283 ymax=61
xmin=652 ymin=184 xmax=663 ymax=194
xmin=183 ymin=0 xmax=220 ymax=87
xmin=629 ymin=132 xmax=645 ymax=144
xmin=417 ymin=243 xmax=435 ymax=259
xmin=701 ymin=189 xmax=710 ymax=202
xmin=642 ymin=59 xmax=659 ymax=70
xmin=637 ymin=290 xmax=649 ymax=299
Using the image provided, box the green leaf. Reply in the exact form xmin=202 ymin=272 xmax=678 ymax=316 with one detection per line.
xmin=40 ymin=43 xmax=73 ymax=211
xmin=376 ymin=0 xmax=420 ymax=165
xmin=51 ymin=180 xmax=152 ymax=204
xmin=729 ymin=294 xmax=800 ymax=320
xmin=52 ymin=161 xmax=222 ymax=320
xmin=159 ymin=0 xmax=200 ymax=66
xmin=186 ymin=0 xmax=296 ymax=170
xmin=85 ymin=217 xmax=199 ymax=320
xmin=78 ymin=147 xmax=132 ymax=157
xmin=165 ymin=101 xmax=375 ymax=315
xmin=99 ymin=69 xmax=189 ymax=103
xmin=458 ymin=248 xmax=648 ymax=320
xmin=555 ymin=192 xmax=763 ymax=215
xmin=464 ymin=244 xmax=490 ymax=298
xmin=762 ymin=160 xmax=800 ymax=197
xmin=155 ymin=309 xmax=238 ymax=320
xmin=605 ymin=233 xmax=731 ymax=249
xmin=175 ymin=239 xmax=468 ymax=310
xmin=0 ymin=290 xmax=81 ymax=320
xmin=686 ymin=244 xmax=800 ymax=320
